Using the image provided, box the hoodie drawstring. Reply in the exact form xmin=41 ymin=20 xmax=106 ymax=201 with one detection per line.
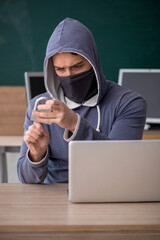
xmin=96 ymin=105 xmax=101 ymax=132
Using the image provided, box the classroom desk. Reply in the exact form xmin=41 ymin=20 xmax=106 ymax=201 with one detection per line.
xmin=0 ymin=131 xmax=159 ymax=183
xmin=0 ymin=136 xmax=23 ymax=183
xmin=143 ymin=130 xmax=160 ymax=140
xmin=0 ymin=183 xmax=160 ymax=240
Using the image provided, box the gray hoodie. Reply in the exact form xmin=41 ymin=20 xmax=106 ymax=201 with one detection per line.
xmin=17 ymin=18 xmax=147 ymax=183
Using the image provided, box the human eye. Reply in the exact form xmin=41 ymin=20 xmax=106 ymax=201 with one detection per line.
xmin=55 ymin=67 xmax=65 ymax=72
xmin=72 ymin=63 xmax=84 ymax=70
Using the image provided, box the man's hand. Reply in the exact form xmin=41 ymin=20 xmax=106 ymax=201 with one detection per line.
xmin=32 ymin=100 xmax=78 ymax=133
xmin=24 ymin=122 xmax=49 ymax=162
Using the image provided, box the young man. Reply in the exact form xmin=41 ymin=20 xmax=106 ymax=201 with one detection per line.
xmin=17 ymin=18 xmax=147 ymax=183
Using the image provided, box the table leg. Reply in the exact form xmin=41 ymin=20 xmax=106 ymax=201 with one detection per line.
xmin=0 ymin=147 xmax=7 ymax=183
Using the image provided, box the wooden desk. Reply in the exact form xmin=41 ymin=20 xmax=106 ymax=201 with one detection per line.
xmin=0 ymin=131 xmax=159 ymax=183
xmin=0 ymin=184 xmax=160 ymax=240
xmin=143 ymin=130 xmax=160 ymax=140
xmin=0 ymin=136 xmax=23 ymax=182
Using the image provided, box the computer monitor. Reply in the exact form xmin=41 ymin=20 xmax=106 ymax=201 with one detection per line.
xmin=24 ymin=72 xmax=46 ymax=104
xmin=118 ymin=69 xmax=160 ymax=125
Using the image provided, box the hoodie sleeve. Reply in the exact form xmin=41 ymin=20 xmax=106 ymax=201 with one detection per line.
xmin=64 ymin=92 xmax=147 ymax=141
xmin=107 ymin=94 xmax=147 ymax=140
xmin=17 ymin=143 xmax=48 ymax=183
xmin=17 ymin=101 xmax=49 ymax=184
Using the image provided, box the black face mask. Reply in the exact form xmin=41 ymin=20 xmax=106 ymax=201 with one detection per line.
xmin=57 ymin=68 xmax=97 ymax=103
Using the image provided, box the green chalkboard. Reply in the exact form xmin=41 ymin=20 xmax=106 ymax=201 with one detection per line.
xmin=0 ymin=0 xmax=160 ymax=85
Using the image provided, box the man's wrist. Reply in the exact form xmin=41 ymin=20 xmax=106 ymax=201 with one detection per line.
xmin=64 ymin=114 xmax=81 ymax=142
xmin=28 ymin=149 xmax=47 ymax=162
xmin=69 ymin=113 xmax=78 ymax=133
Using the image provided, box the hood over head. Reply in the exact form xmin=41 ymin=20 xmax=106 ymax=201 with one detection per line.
xmin=44 ymin=17 xmax=108 ymax=108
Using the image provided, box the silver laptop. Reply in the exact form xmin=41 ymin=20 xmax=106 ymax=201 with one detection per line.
xmin=69 ymin=140 xmax=160 ymax=203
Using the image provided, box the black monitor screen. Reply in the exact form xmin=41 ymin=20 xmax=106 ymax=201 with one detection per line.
xmin=25 ymin=72 xmax=46 ymax=103
xmin=29 ymin=76 xmax=46 ymax=99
